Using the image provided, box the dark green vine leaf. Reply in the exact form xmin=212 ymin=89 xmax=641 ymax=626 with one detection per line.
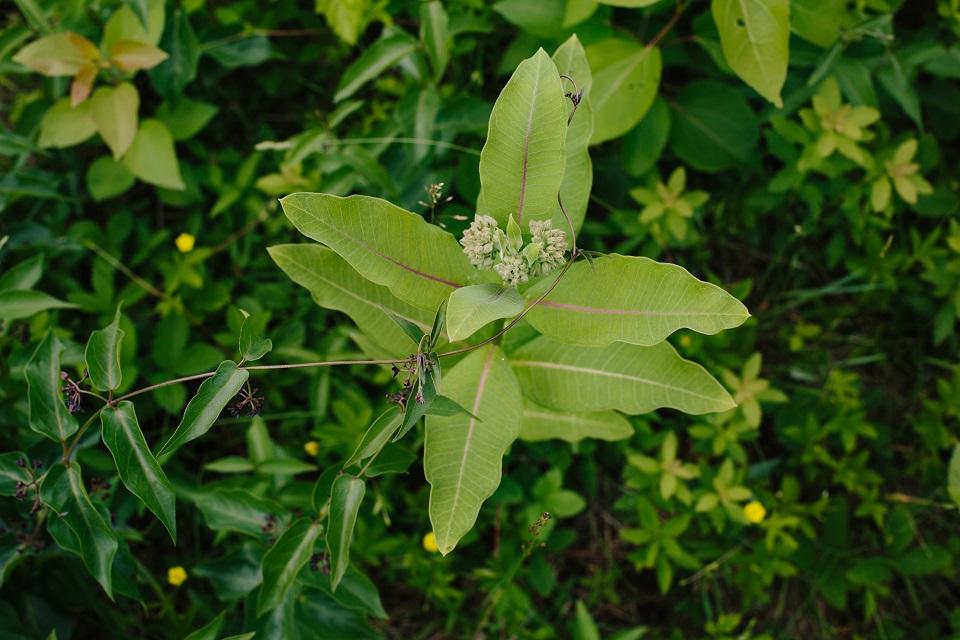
xmin=257 ymin=517 xmax=322 ymax=616
xmin=85 ymin=306 xmax=124 ymax=391
xmin=25 ymin=332 xmax=78 ymax=442
xmin=0 ymin=452 xmax=31 ymax=496
xmin=101 ymin=401 xmax=176 ymax=541
xmin=0 ymin=289 xmax=76 ymax=320
xmin=183 ymin=610 xmax=226 ymax=640
xmin=344 ymin=407 xmax=402 ymax=469
xmin=327 ymin=475 xmax=366 ymax=591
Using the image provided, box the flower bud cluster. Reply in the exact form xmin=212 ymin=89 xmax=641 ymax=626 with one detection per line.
xmin=460 ymin=215 xmax=567 ymax=287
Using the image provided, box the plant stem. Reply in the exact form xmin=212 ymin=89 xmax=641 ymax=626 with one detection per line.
xmin=648 ymin=0 xmax=685 ymax=49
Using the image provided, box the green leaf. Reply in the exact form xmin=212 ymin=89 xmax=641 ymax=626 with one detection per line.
xmin=183 ymin=610 xmax=226 ymax=640
xmin=344 ymin=407 xmax=402 ymax=468
xmin=427 ymin=395 xmax=480 ymax=420
xmin=40 ymin=464 xmax=119 ymax=598
xmin=334 ymin=30 xmax=417 ymax=103
xmin=257 ymin=518 xmax=322 ymax=615
xmin=586 ymin=39 xmax=661 ymax=145
xmin=109 ymin=39 xmax=168 ymax=72
xmin=25 ymin=333 xmax=78 ymax=442
xmin=148 ymin=9 xmax=199 ymax=99
xmin=121 ymin=119 xmax=184 ymax=190
xmin=86 ymin=156 xmax=136 ymax=201
xmin=552 ymin=35 xmax=594 ymax=235
xmin=791 ymin=0 xmax=846 ymax=47
xmin=268 ymin=244 xmax=433 ymax=357
xmin=13 ymin=32 xmax=97 ymax=76
xmin=279 ymin=194 xmax=478 ymax=312
xmin=624 ymin=97 xmax=670 ymax=176
xmin=156 ymin=97 xmax=218 ymax=141
xmin=420 ymin=1 xmax=451 ymax=81
xmin=299 ymin=565 xmax=388 ymax=619
xmin=476 ymin=48 xmax=567 ymax=227
xmin=327 ymin=475 xmax=366 ymax=591
xmin=88 ymin=83 xmax=139 ymax=160
xmin=238 ymin=309 xmax=272 ymax=362
xmin=0 ymin=255 xmax=44 ymax=291
xmin=0 ymin=452 xmax=31 ymax=496
xmin=670 ymin=80 xmax=759 ymax=172
xmin=258 ymin=458 xmax=318 ymax=475
xmin=204 ymin=456 xmax=255 ymax=473
xmin=519 ymin=400 xmax=633 ymax=443
xmin=85 ymin=306 xmax=124 ymax=391
xmin=574 ymin=600 xmax=601 ymax=640
xmin=425 ymin=346 xmax=523 ymax=555
xmin=192 ymin=487 xmax=287 ymax=537
xmin=446 ymin=284 xmax=523 ymax=342
xmin=524 ymin=255 xmax=749 ymax=346
xmin=711 ymin=0 xmax=789 ymax=107
xmin=948 ymin=443 xmax=960 ymax=508
xmin=103 ymin=6 xmax=150 ymax=50
xmin=493 ymin=0 xmax=572 ymax=39
xmin=100 ymin=401 xmax=176 ymax=541
xmin=39 ymin=98 xmax=96 ymax=148
xmin=510 ymin=336 xmax=736 ymax=415
xmin=156 ymin=360 xmax=249 ymax=457
xmin=0 ymin=289 xmax=76 ymax=320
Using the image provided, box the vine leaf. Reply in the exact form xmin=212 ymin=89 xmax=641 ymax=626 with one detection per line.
xmin=327 ymin=475 xmax=366 ymax=591
xmin=476 ymin=48 xmax=567 ymax=227
xmin=510 ymin=336 xmax=736 ymax=415
xmin=85 ymin=306 xmax=125 ymax=392
xmin=257 ymin=517 xmax=322 ymax=615
xmin=25 ymin=332 xmax=78 ymax=442
xmin=446 ymin=284 xmax=524 ymax=342
xmin=343 ymin=407 xmax=402 ymax=469
xmin=100 ymin=401 xmax=177 ymax=542
xmin=425 ymin=346 xmax=522 ymax=555
xmin=524 ymin=255 xmax=749 ymax=346
xmin=279 ymin=193 xmax=479 ymax=312
xmin=156 ymin=360 xmax=249 ymax=457
xmin=712 ymin=0 xmax=790 ymax=107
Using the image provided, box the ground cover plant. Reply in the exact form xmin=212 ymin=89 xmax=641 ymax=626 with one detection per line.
xmin=1 ymin=1 xmax=959 ymax=638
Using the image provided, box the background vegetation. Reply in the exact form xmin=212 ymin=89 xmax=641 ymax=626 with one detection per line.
xmin=2 ymin=0 xmax=959 ymax=638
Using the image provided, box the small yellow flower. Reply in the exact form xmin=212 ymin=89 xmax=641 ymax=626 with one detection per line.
xmin=679 ymin=334 xmax=692 ymax=348
xmin=167 ymin=566 xmax=188 ymax=586
xmin=422 ymin=531 xmax=439 ymax=553
xmin=744 ymin=500 xmax=766 ymax=524
xmin=174 ymin=232 xmax=195 ymax=253
xmin=304 ymin=441 xmax=320 ymax=456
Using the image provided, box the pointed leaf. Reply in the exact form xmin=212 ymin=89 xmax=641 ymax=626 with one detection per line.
xmin=446 ymin=284 xmax=524 ymax=342
xmin=156 ymin=360 xmax=249 ymax=457
xmin=587 ymin=39 xmax=661 ymax=144
xmin=334 ymin=31 xmax=417 ymax=102
xmin=524 ymin=255 xmax=749 ymax=346
xmin=100 ymin=401 xmax=176 ymax=541
xmin=0 ymin=255 xmax=44 ymax=291
xmin=183 ymin=610 xmax=226 ymax=640
xmin=510 ymin=336 xmax=736 ymax=415
xmin=327 ymin=475 xmax=366 ymax=591
xmin=552 ymin=35 xmax=594 ymax=235
xmin=425 ymin=346 xmax=522 ymax=555
xmin=122 ymin=119 xmax=185 ymax=190
xmin=476 ymin=48 xmax=567 ymax=227
xmin=39 ymin=98 xmax=97 ymax=148
xmin=519 ymin=400 xmax=633 ymax=443
xmin=88 ymin=83 xmax=139 ymax=160
xmin=85 ymin=306 xmax=124 ymax=391
xmin=279 ymin=194 xmax=478 ymax=311
xmin=268 ymin=244 xmax=431 ymax=357
xmin=192 ymin=487 xmax=287 ymax=537
xmin=344 ymin=407 xmax=402 ymax=468
xmin=25 ymin=333 xmax=78 ymax=442
xmin=257 ymin=518 xmax=322 ymax=615
xmin=420 ymin=1 xmax=451 ymax=81
xmin=712 ymin=0 xmax=789 ymax=107
xmin=40 ymin=464 xmax=118 ymax=598
xmin=238 ymin=310 xmax=272 ymax=362
xmin=0 ymin=290 xmax=77 ymax=320
xmin=13 ymin=32 xmax=98 ymax=76
xmin=110 ymin=39 xmax=168 ymax=72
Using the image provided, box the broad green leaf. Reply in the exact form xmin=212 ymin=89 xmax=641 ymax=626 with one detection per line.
xmin=100 ymin=401 xmax=176 ymax=541
xmin=268 ymin=244 xmax=433 ymax=357
xmin=344 ymin=407 xmax=402 ymax=468
xmin=624 ymin=96 xmax=670 ymax=176
xmin=712 ymin=0 xmax=789 ymax=107
xmin=587 ymin=39 xmax=661 ymax=145
xmin=148 ymin=10 xmax=199 ymax=99
xmin=122 ymin=119 xmax=185 ymax=190
xmin=446 ymin=284 xmax=523 ymax=342
xmin=791 ymin=0 xmax=846 ymax=47
xmin=494 ymin=0 xmax=574 ymax=39
xmin=510 ymin=336 xmax=736 ymax=415
xmin=156 ymin=360 xmax=249 ymax=457
xmin=333 ymin=30 xmax=417 ymax=103
xmin=316 ymin=0 xmax=378 ymax=45
xmin=192 ymin=487 xmax=287 ymax=537
xmin=85 ymin=306 xmax=124 ymax=391
xmin=670 ymin=80 xmax=759 ymax=172
xmin=86 ymin=156 xmax=136 ymax=201
xmin=13 ymin=32 xmax=98 ymax=76
xmin=327 ymin=475 xmax=366 ymax=590
xmin=39 ymin=98 xmax=96 ymax=148
xmin=420 ymin=1 xmax=450 ymax=81
xmin=524 ymin=255 xmax=749 ymax=346
xmin=88 ymin=83 xmax=139 ymax=160
xmin=299 ymin=564 xmax=388 ymax=619
xmin=0 ymin=289 xmax=76 ymax=320
xmin=519 ymin=400 xmax=633 ymax=443
xmin=0 ymin=452 xmax=31 ymax=496
xmin=40 ymin=464 xmax=118 ymax=598
xmin=25 ymin=333 xmax=78 ymax=442
xmin=103 ymin=6 xmax=150 ymax=49
xmin=184 ymin=610 xmax=226 ymax=640
xmin=0 ymin=255 xmax=43 ymax=291
xmin=574 ymin=600 xmax=601 ymax=640
xmin=156 ymin=97 xmax=218 ymax=141
xmin=552 ymin=35 xmax=594 ymax=236
xmin=279 ymin=194 xmax=478 ymax=312
xmin=425 ymin=346 xmax=522 ymax=555
xmin=949 ymin=443 xmax=960 ymax=508
xmin=238 ymin=309 xmax=272 ymax=362
xmin=258 ymin=518 xmax=322 ymax=615
xmin=109 ymin=39 xmax=167 ymax=72
xmin=476 ymin=48 xmax=567 ymax=227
